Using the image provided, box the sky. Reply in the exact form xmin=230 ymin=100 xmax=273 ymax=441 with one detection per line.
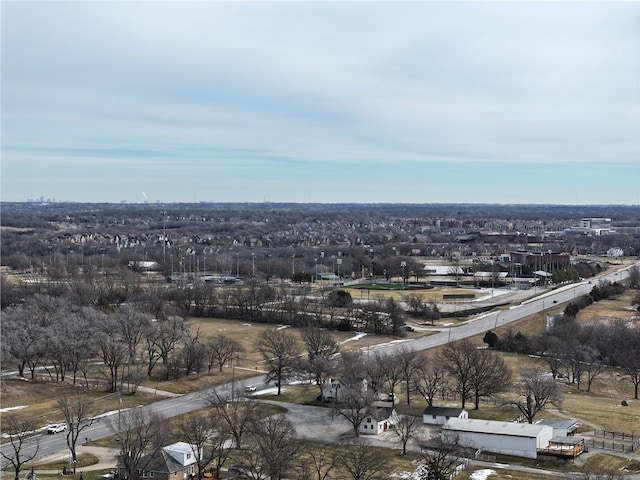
xmin=1 ymin=1 xmax=639 ymax=205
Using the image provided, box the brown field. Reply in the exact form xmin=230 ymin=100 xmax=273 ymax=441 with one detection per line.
xmin=343 ymin=285 xmax=480 ymax=303
xmin=0 ymin=379 xmax=158 ymax=429
xmin=576 ymin=289 xmax=640 ymax=326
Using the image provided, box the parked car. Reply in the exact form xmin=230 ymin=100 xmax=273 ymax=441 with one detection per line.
xmin=227 ymin=465 xmax=249 ymax=477
xmin=47 ymin=423 xmax=67 ymax=434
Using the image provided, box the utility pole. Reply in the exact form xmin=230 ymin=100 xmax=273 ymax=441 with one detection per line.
xmin=160 ymin=211 xmax=167 ymax=263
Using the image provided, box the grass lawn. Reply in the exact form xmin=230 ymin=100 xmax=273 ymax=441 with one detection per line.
xmin=343 ymin=285 xmax=478 ymax=303
xmin=0 ymin=380 xmax=159 ymax=430
xmin=26 ymin=453 xmax=99 ymax=471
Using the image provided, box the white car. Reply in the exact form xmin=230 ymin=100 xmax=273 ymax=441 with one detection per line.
xmin=47 ymin=423 xmax=67 ymax=434
xmin=245 ymin=385 xmax=257 ymax=392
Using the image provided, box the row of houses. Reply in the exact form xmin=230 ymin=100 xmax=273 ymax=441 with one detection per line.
xmin=122 ymin=404 xmax=583 ymax=479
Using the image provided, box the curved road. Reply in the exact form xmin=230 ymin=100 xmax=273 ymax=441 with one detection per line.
xmin=2 ymin=261 xmax=638 ymax=471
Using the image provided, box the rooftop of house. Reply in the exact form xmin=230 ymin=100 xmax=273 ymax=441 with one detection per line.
xmin=422 ymin=406 xmax=467 ymax=417
xmin=443 ymin=418 xmax=552 ymax=438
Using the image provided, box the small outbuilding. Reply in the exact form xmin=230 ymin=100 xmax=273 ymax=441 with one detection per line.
xmin=442 ymin=418 xmax=553 ymax=459
xmin=536 ymin=419 xmax=580 ymax=437
xmin=359 ymin=407 xmax=398 ymax=435
xmin=422 ymin=406 xmax=468 ymax=425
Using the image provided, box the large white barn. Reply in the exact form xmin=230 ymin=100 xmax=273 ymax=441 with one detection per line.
xmin=442 ymin=419 xmax=553 ymax=459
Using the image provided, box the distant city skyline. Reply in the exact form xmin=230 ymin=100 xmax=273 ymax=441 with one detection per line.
xmin=2 ymin=2 xmax=639 ymax=205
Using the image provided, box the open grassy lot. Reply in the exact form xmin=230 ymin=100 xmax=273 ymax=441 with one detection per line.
xmin=343 ymin=284 xmax=479 ymax=302
xmin=575 ymin=289 xmax=640 ymax=326
xmin=26 ymin=453 xmax=99 ymax=471
xmin=0 ymin=379 xmax=159 ymax=430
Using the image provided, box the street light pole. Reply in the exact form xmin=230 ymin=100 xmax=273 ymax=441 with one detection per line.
xmin=252 ymin=253 xmax=255 ymax=278
xmin=160 ymin=211 xmax=167 ymax=263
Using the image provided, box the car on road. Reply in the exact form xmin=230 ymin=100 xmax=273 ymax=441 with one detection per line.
xmin=46 ymin=423 xmax=67 ymax=434
xmin=245 ymin=385 xmax=256 ymax=392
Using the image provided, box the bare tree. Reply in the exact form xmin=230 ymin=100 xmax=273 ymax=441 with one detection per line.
xmin=439 ymin=340 xmax=477 ymax=409
xmin=333 ymin=385 xmax=376 ymax=437
xmin=393 ymin=414 xmax=421 ymax=455
xmin=0 ymin=415 xmax=40 ymax=480
xmin=205 ymin=388 xmax=257 ymax=449
xmin=416 ymin=433 xmax=463 ymax=480
xmin=206 ymin=423 xmax=233 ymax=480
xmin=414 ymin=356 xmax=447 ymax=407
xmin=363 ymin=354 xmax=387 ymax=398
xmin=175 ymin=413 xmax=218 ymax=480
xmin=239 ymin=415 xmax=300 ymax=480
xmin=582 ymin=347 xmax=606 ymax=393
xmin=616 ymin=334 xmax=640 ymax=399
xmin=339 ymin=350 xmax=367 ymax=382
xmin=58 ymin=394 xmax=97 ymax=473
xmin=181 ymin=327 xmax=206 ymax=376
xmin=512 ymin=369 xmax=563 ymax=424
xmin=300 ymin=326 xmax=340 ymax=392
xmin=306 ymin=444 xmax=337 ymax=480
xmin=115 ymin=305 xmax=150 ymax=364
xmin=205 ymin=334 xmax=243 ymax=372
xmin=396 ymin=347 xmax=426 ymax=405
xmin=105 ymin=408 xmax=167 ymax=480
xmin=254 ymin=328 xmax=301 ymax=395
xmin=469 ymin=349 xmax=512 ymax=409
xmin=335 ymin=439 xmax=389 ymax=480
xmin=378 ymin=352 xmax=404 ymax=401
xmin=156 ymin=316 xmax=188 ymax=380
xmin=96 ymin=316 xmax=128 ymax=392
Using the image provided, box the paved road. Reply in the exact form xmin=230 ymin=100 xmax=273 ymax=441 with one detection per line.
xmin=3 ymin=261 xmax=638 ymax=472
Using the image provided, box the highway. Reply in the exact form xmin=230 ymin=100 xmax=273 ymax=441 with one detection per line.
xmin=2 ymin=261 xmax=637 ymax=470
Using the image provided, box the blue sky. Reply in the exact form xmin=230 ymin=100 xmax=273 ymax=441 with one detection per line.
xmin=2 ymin=1 xmax=639 ymax=204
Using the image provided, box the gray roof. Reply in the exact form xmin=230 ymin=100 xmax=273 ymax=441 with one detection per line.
xmin=423 ymin=406 xmax=466 ymax=417
xmin=136 ymin=450 xmax=183 ymax=474
xmin=443 ymin=418 xmax=552 ymax=438
xmin=536 ymin=419 xmax=579 ymax=431
xmin=368 ymin=407 xmax=395 ymax=422
xmin=549 ymin=436 xmax=584 ymax=445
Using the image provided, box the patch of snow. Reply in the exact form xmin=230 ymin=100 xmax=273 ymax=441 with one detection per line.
xmin=0 ymin=405 xmax=28 ymax=413
xmin=471 ymin=469 xmax=497 ymax=480
xmin=92 ymin=408 xmax=129 ymax=419
xmin=340 ymin=332 xmax=367 ymax=344
xmin=253 ymin=386 xmax=283 ymax=395
xmin=242 ymin=323 xmax=252 ymax=326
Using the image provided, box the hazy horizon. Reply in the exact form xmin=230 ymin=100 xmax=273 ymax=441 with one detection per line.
xmin=2 ymin=2 xmax=639 ymax=205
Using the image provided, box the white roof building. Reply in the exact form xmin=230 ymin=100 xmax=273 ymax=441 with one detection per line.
xmin=442 ymin=418 xmax=553 ymax=459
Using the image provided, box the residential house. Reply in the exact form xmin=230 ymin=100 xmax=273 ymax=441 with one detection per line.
xmin=321 ymin=377 xmax=367 ymax=402
xmin=359 ymin=407 xmax=398 ymax=435
xmin=422 ymin=406 xmax=468 ymax=425
xmin=120 ymin=442 xmax=200 ymax=480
